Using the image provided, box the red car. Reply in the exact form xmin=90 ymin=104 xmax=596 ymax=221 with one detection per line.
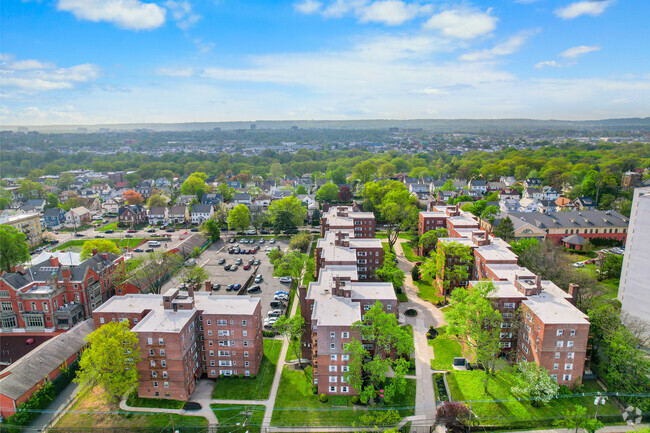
xmin=243 ymin=264 xmax=251 ymax=270
xmin=127 ymin=229 xmax=136 ymax=233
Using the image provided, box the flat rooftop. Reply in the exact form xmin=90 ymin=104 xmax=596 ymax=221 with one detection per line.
xmin=523 ymin=292 xmax=589 ymax=325
xmin=420 ymin=211 xmax=447 ymax=218
xmin=475 ymin=244 xmax=519 ymax=262
xmin=478 ymin=280 xmax=528 ymax=299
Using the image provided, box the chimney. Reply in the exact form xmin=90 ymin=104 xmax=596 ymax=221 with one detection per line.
xmin=92 ymin=248 xmax=98 ymax=256
xmin=205 ymin=281 xmax=212 ymax=291
xmin=187 ymin=284 xmax=195 ymax=298
xmin=101 ymin=253 xmax=108 ymax=260
xmin=568 ymin=284 xmax=579 ymax=306
xmin=49 ymin=257 xmax=60 ymax=267
xmin=61 ymin=266 xmax=71 ymax=280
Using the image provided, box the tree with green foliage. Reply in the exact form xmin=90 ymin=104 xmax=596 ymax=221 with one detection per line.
xmin=316 ymin=182 xmax=339 ymax=202
xmin=419 ymin=228 xmax=448 ymax=254
xmin=444 ymin=281 xmax=502 ymax=373
xmin=181 ymin=173 xmax=211 ymax=197
xmin=201 ymin=218 xmax=221 ymax=241
xmin=510 ymin=238 xmax=540 ymax=256
xmin=554 ymin=405 xmax=604 ymax=433
xmin=311 ymin=208 xmax=321 ymax=226
xmin=296 ymin=185 xmax=308 ymax=195
xmin=493 ymin=216 xmax=515 ymax=241
xmin=356 ymin=409 xmax=401 ymax=431
xmin=374 ymin=183 xmax=418 ymax=252
xmin=599 ymin=254 xmax=623 ymax=281
xmin=377 ymin=162 xmax=396 ymax=179
xmin=289 ymin=231 xmax=311 ymax=253
xmin=18 ymin=180 xmax=45 ymax=199
xmin=273 ymin=315 xmax=305 ymax=367
xmin=511 ymin=361 xmax=559 ymax=405
xmin=268 ymin=196 xmax=307 ymax=228
xmin=146 ymin=194 xmax=167 ymax=209
xmin=0 ymin=225 xmax=30 ymax=272
xmin=0 ymin=197 xmax=8 ymax=210
xmin=271 ymin=250 xmax=307 ymax=280
xmin=114 ymin=251 xmax=183 ymax=294
xmin=45 ymin=193 xmax=59 ymax=210
xmin=329 ymin=166 xmax=348 ymax=184
xmin=352 ymin=160 xmax=377 ymax=184
xmin=75 ymin=320 xmax=140 ymax=404
xmin=269 ymin=163 xmax=284 ymax=179
xmin=178 ymin=265 xmax=209 ymax=289
xmin=421 ymin=241 xmax=473 ymax=301
xmin=228 ymin=204 xmax=252 ymax=232
xmin=80 ymin=239 xmax=121 ymax=260
xmin=481 ymin=205 xmax=499 ymax=223
xmin=57 ymin=172 xmax=76 ymax=190
xmin=375 ymin=253 xmax=406 ymax=289
xmin=344 ymin=301 xmax=413 ymax=404
xmin=440 ymin=179 xmax=456 ymax=191
xmin=273 ymin=210 xmax=297 ymax=233
xmin=217 ymin=183 xmax=235 ymax=202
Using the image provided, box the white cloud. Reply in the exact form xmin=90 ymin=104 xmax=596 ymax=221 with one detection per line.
xmin=157 ymin=66 xmax=196 ymax=77
xmin=424 ymin=8 xmax=497 ymax=39
xmin=460 ymin=30 xmax=536 ymax=61
xmin=56 ymin=0 xmax=166 ymax=30
xmin=322 ymin=0 xmax=367 ymax=18
xmin=555 ymin=0 xmax=613 ymax=20
xmin=561 ymin=45 xmax=601 ymax=58
xmin=357 ymin=1 xmax=421 ymax=26
xmin=294 ymin=0 xmax=322 ymax=14
xmin=164 ymin=0 xmax=201 ymax=30
xmin=535 ymin=60 xmax=561 ymax=69
xmin=0 ymin=55 xmax=100 ymax=94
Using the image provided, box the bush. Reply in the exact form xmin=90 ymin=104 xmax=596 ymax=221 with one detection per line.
xmin=557 ymin=385 xmax=572 ymax=396
xmin=239 ymin=374 xmax=245 ymax=379
xmin=360 ymin=394 xmax=369 ymax=404
xmin=219 ymin=374 xmax=224 ymax=379
xmin=250 ymin=374 xmax=256 ymax=379
xmin=427 ymin=326 xmax=439 ymax=339
xmin=319 ymin=393 xmax=328 ymax=403
xmin=351 ymin=395 xmax=359 ymax=404
xmin=183 ymin=401 xmax=202 ymax=411
xmin=312 ymin=385 xmax=318 ymax=394
xmin=263 ymin=330 xmax=275 ymax=337
xmin=405 ymin=308 xmax=418 ymax=317
xmin=411 ymin=265 xmax=421 ymax=281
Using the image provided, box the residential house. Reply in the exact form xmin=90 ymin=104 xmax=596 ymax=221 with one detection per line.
xmin=135 ymin=180 xmax=154 ymax=199
xmin=227 ymin=181 xmax=241 ymax=189
xmin=574 ymin=197 xmax=596 ymax=211
xmin=118 ymin=205 xmax=147 ymax=225
xmin=524 ymin=178 xmax=542 ymax=188
xmin=487 ymin=181 xmax=507 ymax=192
xmin=175 ymin=195 xmax=195 ymax=206
xmin=233 ymin=193 xmax=252 ymax=206
xmin=43 ymin=207 xmax=66 ymax=229
xmin=168 ymin=205 xmax=188 ymax=224
xmin=542 ymin=186 xmax=560 ymax=201
xmin=523 ymin=188 xmax=544 ymax=200
xmin=102 ymin=196 xmax=125 ymax=214
xmin=621 ymin=171 xmax=643 ymax=190
xmin=555 ymin=197 xmax=577 ymax=211
xmin=297 ymin=194 xmax=318 ymax=210
xmin=148 ymin=207 xmax=168 ymax=225
xmin=500 ymin=176 xmax=517 ymax=186
xmin=20 ymin=199 xmax=46 ymax=214
xmin=254 ymin=194 xmax=272 ymax=207
xmin=468 ymin=179 xmax=488 ymax=193
xmin=77 ymin=197 xmax=102 ymax=213
xmin=272 ymin=190 xmax=293 ymax=201
xmin=190 ymin=204 xmax=214 ymax=224
xmin=65 ymin=207 xmax=91 ymax=228
xmin=201 ymin=193 xmax=223 ymax=207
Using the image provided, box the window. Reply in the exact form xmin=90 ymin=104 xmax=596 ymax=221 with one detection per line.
xmin=329 ymin=386 xmax=337 ymax=392
xmin=210 ymin=350 xmax=215 ymax=356
xmin=161 ymin=360 xmax=166 ymax=367
xmin=162 ymin=371 xmax=168 ymax=378
xmin=42 ymin=302 xmax=48 ymax=312
xmin=211 ymin=370 xmax=216 ymax=376
xmin=100 ymin=317 xmax=105 ymax=324
xmin=217 ymin=319 xmax=227 ymax=325
xmin=387 ymin=304 xmax=391 ymax=311
xmin=342 ymin=355 xmax=349 ymax=361
xmin=556 ymin=341 xmax=564 ymax=348
xmin=150 ymin=360 xmax=156 ymax=367
xmin=330 ymin=354 xmax=337 ymax=361
xmin=525 ymin=312 xmax=532 ymax=322
xmin=567 ymin=352 xmax=574 ymax=359
xmin=147 ymin=337 xmax=153 ymax=345
xmin=567 ymin=341 xmax=574 ymax=348
xmin=522 ymin=345 xmax=529 ymax=354
xmin=207 ymin=320 xmax=212 ymax=325
xmin=149 ymin=349 xmax=154 ymax=356
xmin=244 ymin=351 xmax=249 ymax=357
xmin=553 ymin=363 xmax=559 ymax=370
xmin=329 ymin=365 xmax=337 ymax=372
xmin=152 ymin=371 xmax=157 ymax=377
xmin=242 ymin=320 xmax=247 ymax=326
xmin=164 ymin=381 xmax=169 ymax=388
xmin=210 ymin=360 xmax=215 ymax=366
xmin=330 ymin=332 xmax=335 ymax=339
xmin=160 ymin=349 xmax=165 ymax=356
xmin=570 ymin=329 xmax=576 ymax=336
xmin=158 ymin=338 xmax=164 ymax=345
xmin=245 ymin=361 xmax=249 ymax=367
xmin=499 ymin=342 xmax=511 ymax=348
xmin=218 ymin=330 xmax=228 ymax=336
xmin=555 ymin=352 xmax=561 ymax=359
xmin=556 ymin=329 xmax=564 ymax=336
xmin=551 ymin=374 xmax=558 ymax=380
xmin=153 ymin=381 xmax=158 ymax=387
xmin=209 ymin=340 xmax=214 ymax=346
xmin=563 ymin=374 xmax=572 ymax=381
xmin=219 ymin=360 xmax=232 ymax=366
xmin=154 ymin=391 xmax=160 ymax=397
xmin=330 ymin=343 xmax=335 ymax=350
xmin=363 ymin=305 xmax=371 ymax=311
xmin=243 ymin=341 xmax=248 ymax=347
xmin=329 ymin=376 xmax=338 ymax=382
xmin=341 ymin=332 xmax=349 ymax=338
xmin=504 ymin=302 xmax=515 ymax=309
xmin=565 ymin=363 xmax=573 ymax=370
xmin=341 ymin=386 xmax=349 ymax=393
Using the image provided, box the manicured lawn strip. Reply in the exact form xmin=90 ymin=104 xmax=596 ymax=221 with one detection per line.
xmin=401 ymin=244 xmax=425 ymax=262
xmin=375 ymin=233 xmax=416 ymax=241
xmin=271 ymin=366 xmax=416 ymax=426
xmin=301 ymin=235 xmax=319 ymax=286
xmin=58 ymin=225 xmax=93 ymax=232
xmin=126 ymin=391 xmax=184 ymax=409
xmin=286 ymin=303 xmax=302 ymax=362
xmin=414 ymin=275 xmax=444 ymax=304
xmin=446 ymin=370 xmax=620 ymax=428
xmin=97 ymin=222 xmax=124 ymax=232
xmin=211 ymin=338 xmax=282 ymax=400
xmin=53 ymin=387 xmax=206 ymax=431
xmin=396 ymin=292 xmax=408 ymax=302
xmin=53 ymin=240 xmax=86 ymax=250
xmin=382 ymin=242 xmax=390 ymax=254
xmin=429 ymin=336 xmax=462 ymax=370
xmin=211 ymin=404 xmax=265 ymax=433
xmin=54 ymin=238 xmax=146 ymax=252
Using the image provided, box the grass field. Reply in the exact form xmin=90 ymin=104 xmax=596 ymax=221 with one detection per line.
xmin=126 ymin=391 xmax=184 ymax=409
xmin=54 ymin=238 xmax=145 ymax=252
xmin=446 ymin=370 xmax=620 ymax=428
xmin=97 ymin=222 xmax=124 ymax=232
xmin=413 ymin=275 xmax=444 ymax=304
xmin=211 ymin=338 xmax=282 ymax=400
xmin=211 ymin=404 xmax=266 ymax=433
xmin=52 ymin=387 xmax=206 ymax=431
xmin=429 ymin=335 xmax=462 ymax=370
xmin=401 ymin=244 xmax=425 ymax=262
xmin=271 ymin=365 xmax=416 ymax=427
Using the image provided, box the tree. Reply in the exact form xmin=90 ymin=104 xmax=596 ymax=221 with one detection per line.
xmin=18 ymin=180 xmax=45 ymax=199
xmin=344 ymin=302 xmax=413 ymax=404
xmin=356 ymin=409 xmax=401 ymax=431
xmin=45 ymin=193 xmax=59 ymax=210
xmin=178 ymin=265 xmax=209 ymax=289
xmin=268 ymin=196 xmax=307 ymax=228
xmin=352 ymin=161 xmax=377 ymax=183
xmin=443 ymin=282 xmax=502 ymax=373
xmin=0 ymin=197 xmax=8 ymax=210
xmin=377 ymin=162 xmax=396 ymax=179
xmin=554 ymin=405 xmax=604 ymax=433
xmin=75 ymin=321 xmax=140 ymax=404
xmin=296 ymin=185 xmax=308 ymax=195
xmin=329 ymin=166 xmax=348 ymax=185
xmin=273 ymin=315 xmax=306 ymax=368
xmin=419 ymin=228 xmax=448 ymax=254
xmin=181 ymin=173 xmax=210 ymax=197
xmin=0 ymin=225 xmax=30 ymax=272
xmin=421 ymin=241 xmax=473 ymax=301
xmin=480 ymin=205 xmax=499 ymax=223
xmin=493 ymin=216 xmax=515 ymax=241
xmin=217 ymin=183 xmax=235 ymax=202
xmin=272 ymin=250 xmax=307 ymax=280
xmin=440 ymin=179 xmax=456 ymax=191
xmin=146 ymin=194 xmax=167 ymax=208
xmin=315 ymin=182 xmax=339 ymax=202
xmin=114 ymin=251 xmax=183 ymax=294
xmin=228 ymin=204 xmax=252 ymax=232
xmin=338 ymin=185 xmax=352 ymax=202
xmin=599 ymin=254 xmax=623 ymax=281
xmin=273 ymin=210 xmax=297 ymax=234
xmin=376 ymin=253 xmax=406 ymax=289
xmin=510 ymin=238 xmax=539 ymax=256
xmin=289 ymin=231 xmax=311 ymax=253
xmin=269 ymin=163 xmax=284 ymax=179
xmin=436 ymin=402 xmax=470 ymax=430
xmin=311 ymin=208 xmax=321 ymax=227
xmin=57 ymin=173 xmax=76 ymax=190
xmin=122 ymin=190 xmax=144 ymax=205
xmin=81 ymin=239 xmax=121 ymax=260
xmin=201 ymin=218 xmax=221 ymax=241
xmin=511 ymin=361 xmax=559 ymax=405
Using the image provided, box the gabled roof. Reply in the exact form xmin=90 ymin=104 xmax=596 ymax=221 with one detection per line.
xmin=503 ymin=210 xmax=629 ymax=229
xmin=562 ymin=234 xmax=587 ymax=245
xmin=43 ymin=207 xmax=64 ymax=217
xmin=191 ymin=204 xmax=212 ymax=213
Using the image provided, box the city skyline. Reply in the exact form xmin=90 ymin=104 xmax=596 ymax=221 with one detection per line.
xmin=3 ymin=0 xmax=650 ymax=125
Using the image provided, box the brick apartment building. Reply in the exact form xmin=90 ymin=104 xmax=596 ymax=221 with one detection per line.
xmin=93 ymin=288 xmax=263 ymax=401
xmin=0 ymin=252 xmax=122 ymax=333
xmin=420 ymin=209 xmax=590 ymax=387
xmin=303 ymin=207 xmax=398 ymax=396
xmin=314 ymin=230 xmax=384 ymax=280
xmin=321 ymin=206 xmax=375 ymax=238
xmin=118 ymin=205 xmax=147 ymax=225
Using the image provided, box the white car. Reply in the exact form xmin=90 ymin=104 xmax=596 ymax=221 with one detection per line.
xmin=269 ymin=239 xmax=276 ymax=244
xmin=573 ymin=262 xmax=584 ymax=268
xmin=259 ymin=239 xmax=265 ymax=244
xmin=279 ymin=276 xmax=292 ymax=283
xmin=274 ymin=294 xmax=289 ymax=301
xmin=265 ymin=246 xmax=272 ymax=252
xmin=268 ymin=309 xmax=283 ymax=317
xmin=255 ymin=274 xmax=263 ymax=283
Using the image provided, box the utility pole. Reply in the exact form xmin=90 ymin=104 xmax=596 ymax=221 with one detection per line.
xmin=468 ymin=402 xmax=472 ymax=433
xmin=170 ymin=413 xmax=175 ymax=431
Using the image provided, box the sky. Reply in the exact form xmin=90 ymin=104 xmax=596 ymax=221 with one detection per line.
xmin=2 ymin=0 xmax=650 ymax=125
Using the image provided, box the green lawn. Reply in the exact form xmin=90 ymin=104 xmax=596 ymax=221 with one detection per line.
xmin=126 ymin=391 xmax=184 ymax=409
xmin=54 ymin=238 xmax=145 ymax=252
xmin=271 ymin=365 xmax=416 ymax=426
xmin=212 ymin=338 xmax=282 ymax=400
xmin=414 ymin=275 xmax=444 ymax=304
xmin=576 ymin=263 xmax=619 ymax=300
xmin=429 ymin=335 xmax=463 ymax=370
xmin=396 ymin=292 xmax=408 ymax=302
xmin=97 ymin=222 xmax=124 ymax=232
xmin=446 ymin=370 xmax=621 ymax=428
xmin=401 ymin=244 xmax=425 ymax=262
xmin=376 ymin=233 xmax=416 ymax=241
xmin=211 ymin=404 xmax=266 ymax=433
xmin=382 ymin=242 xmax=391 ymax=254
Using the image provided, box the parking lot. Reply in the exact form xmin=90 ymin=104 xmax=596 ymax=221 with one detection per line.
xmin=199 ymin=236 xmax=292 ymax=323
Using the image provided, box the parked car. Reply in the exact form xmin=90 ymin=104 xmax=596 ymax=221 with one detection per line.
xmin=274 ymin=294 xmax=289 ymax=301
xmin=218 ymin=258 xmax=226 ymax=265
xmin=255 ymin=274 xmax=263 ymax=283
xmin=229 ymin=238 xmax=236 ymax=243
xmin=268 ymin=309 xmax=283 ymax=317
xmin=190 ymin=228 xmax=199 ymax=232
xmin=127 ymin=229 xmax=137 ymax=233
xmin=270 ymin=301 xmax=285 ymax=309
xmin=226 ymin=284 xmax=234 ymax=291
xmin=235 ymin=258 xmax=242 ymax=265
xmin=147 ymin=228 xmax=156 ymax=233
xmin=233 ymin=283 xmax=242 ymax=291
xmin=125 ymin=234 xmax=132 ymax=238
xmin=74 ymin=233 xmax=84 ymax=237
xmin=269 ymin=239 xmax=276 ymax=244
xmin=260 ymin=230 xmax=270 ymax=234
xmin=145 ymin=248 xmax=154 ymax=252
xmin=247 ymin=285 xmax=262 ymax=293
xmin=253 ymin=259 xmax=260 ymax=265
xmin=185 ymin=259 xmax=196 ymax=267
xmin=212 ymin=283 xmax=221 ymax=291
xmin=231 ymin=265 xmax=239 ymax=271
xmin=265 ymin=246 xmax=272 ymax=252
xmin=279 ymin=276 xmax=292 ymax=283
xmin=243 ymin=264 xmax=251 ymax=270
xmin=50 ymin=240 xmax=59 ymax=245
xmin=95 ymin=234 xmax=105 ymax=238
xmin=224 ymin=264 xmax=232 ymax=271
xmin=105 ymin=229 xmax=114 ymax=234
xmin=133 ymin=248 xmax=143 ymax=252
xmin=275 ymin=290 xmax=289 ymax=295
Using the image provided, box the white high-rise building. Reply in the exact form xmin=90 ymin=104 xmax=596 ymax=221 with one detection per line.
xmin=618 ymin=187 xmax=650 ymax=322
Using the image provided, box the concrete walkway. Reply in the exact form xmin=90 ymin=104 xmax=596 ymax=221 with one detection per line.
xmin=29 ymin=382 xmax=80 ymax=432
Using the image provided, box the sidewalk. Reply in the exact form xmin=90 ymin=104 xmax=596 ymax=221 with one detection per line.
xmin=28 ymin=382 xmax=80 ymax=432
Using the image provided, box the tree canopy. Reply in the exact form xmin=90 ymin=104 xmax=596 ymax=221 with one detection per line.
xmin=80 ymin=239 xmax=121 ymax=260
xmin=268 ymin=196 xmax=307 ymax=228
xmin=0 ymin=225 xmax=30 ymax=272
xmin=227 ymin=204 xmax=252 ymax=232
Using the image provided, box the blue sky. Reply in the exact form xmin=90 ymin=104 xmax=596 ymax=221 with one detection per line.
xmin=2 ymin=0 xmax=649 ymax=125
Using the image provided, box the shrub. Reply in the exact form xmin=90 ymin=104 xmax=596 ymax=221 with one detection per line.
xmin=411 ymin=265 xmax=420 ymax=281
xmin=250 ymin=374 xmax=256 ymax=380
xmin=263 ymin=330 xmax=275 ymax=337
xmin=219 ymin=374 xmax=224 ymax=379
xmin=312 ymin=385 xmax=318 ymax=394
xmin=427 ymin=326 xmax=439 ymax=339
xmin=319 ymin=393 xmax=328 ymax=403
xmin=360 ymin=394 xmax=369 ymax=404
xmin=405 ymin=308 xmax=418 ymax=317
xmin=239 ymin=374 xmax=244 ymax=379
xmin=351 ymin=395 xmax=360 ymax=404
xmin=409 ymin=359 xmax=416 ymax=371
xmin=183 ymin=401 xmax=202 ymax=411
